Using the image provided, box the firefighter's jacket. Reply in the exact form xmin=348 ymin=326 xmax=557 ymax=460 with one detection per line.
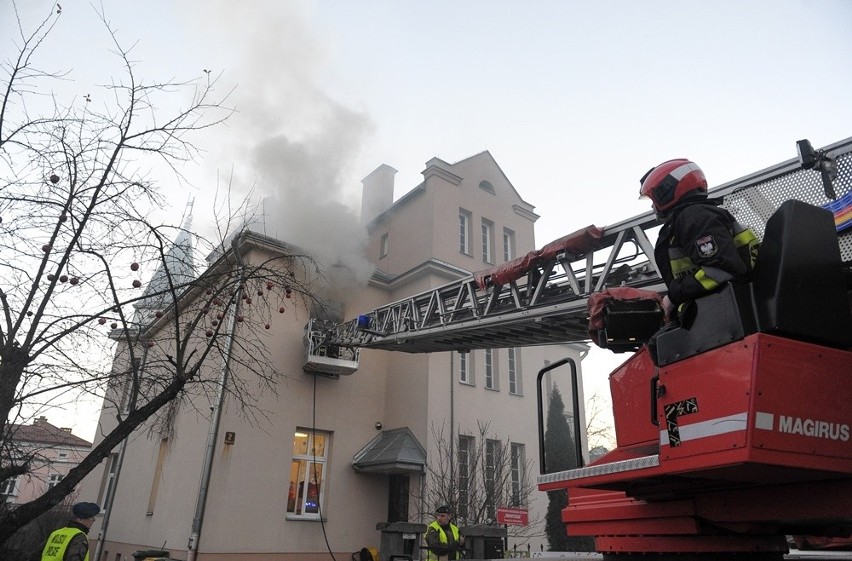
xmin=654 ymin=200 xmax=758 ymax=306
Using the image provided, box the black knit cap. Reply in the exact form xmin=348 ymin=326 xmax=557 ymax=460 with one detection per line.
xmin=72 ymin=502 xmax=101 ymax=519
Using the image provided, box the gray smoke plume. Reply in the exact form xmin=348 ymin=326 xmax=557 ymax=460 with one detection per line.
xmin=184 ymin=1 xmax=378 ymax=285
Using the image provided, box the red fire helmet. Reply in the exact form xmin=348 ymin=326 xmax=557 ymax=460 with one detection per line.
xmin=639 ymin=159 xmax=708 ymax=216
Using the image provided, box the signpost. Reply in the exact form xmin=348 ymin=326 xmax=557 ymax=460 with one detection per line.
xmin=496 ymin=506 xmax=529 ymax=526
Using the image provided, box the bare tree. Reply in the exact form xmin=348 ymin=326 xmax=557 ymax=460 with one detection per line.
xmin=584 ymin=392 xmax=615 ymax=451
xmin=417 ymin=421 xmax=543 ymax=545
xmin=0 ymin=4 xmax=326 ymax=545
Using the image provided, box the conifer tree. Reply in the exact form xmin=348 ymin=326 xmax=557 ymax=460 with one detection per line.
xmin=544 ymin=385 xmax=575 ymax=550
xmin=544 ymin=385 xmax=594 ymax=551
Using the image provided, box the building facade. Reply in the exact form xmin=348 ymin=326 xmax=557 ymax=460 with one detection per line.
xmin=80 ymin=152 xmax=588 ymax=560
xmin=1 ymin=417 xmax=92 ymax=505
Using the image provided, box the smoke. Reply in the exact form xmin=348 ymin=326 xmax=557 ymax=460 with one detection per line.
xmin=182 ymin=1 xmax=378 ymax=285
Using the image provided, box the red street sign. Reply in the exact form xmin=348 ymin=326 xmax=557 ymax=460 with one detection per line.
xmin=496 ymin=506 xmax=528 ymax=526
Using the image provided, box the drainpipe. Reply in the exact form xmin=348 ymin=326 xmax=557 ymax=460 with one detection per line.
xmin=449 ymin=353 xmax=455 ymax=501
xmin=92 ymin=344 xmax=149 ymax=561
xmin=186 ymin=233 xmax=245 ymax=561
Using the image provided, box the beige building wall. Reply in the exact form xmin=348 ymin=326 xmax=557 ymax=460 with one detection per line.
xmin=80 ymin=151 xmax=588 ymax=560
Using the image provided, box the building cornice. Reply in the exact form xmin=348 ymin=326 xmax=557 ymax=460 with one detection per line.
xmin=367 ymin=258 xmax=469 ymax=290
xmin=513 ymin=204 xmax=540 ymax=222
xmin=423 ymin=158 xmax=463 ymax=186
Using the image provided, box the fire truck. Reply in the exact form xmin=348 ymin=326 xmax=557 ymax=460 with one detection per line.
xmin=306 ymin=137 xmax=852 ymax=558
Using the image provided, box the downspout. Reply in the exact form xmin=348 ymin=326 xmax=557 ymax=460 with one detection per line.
xmin=449 ymin=353 xmax=455 ymax=502
xmin=92 ymin=344 xmax=149 ymax=561
xmin=186 ymin=233 xmax=245 ymax=561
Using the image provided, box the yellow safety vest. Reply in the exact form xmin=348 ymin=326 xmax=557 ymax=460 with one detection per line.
xmin=424 ymin=520 xmax=461 ymax=561
xmin=41 ymin=526 xmax=88 ymax=561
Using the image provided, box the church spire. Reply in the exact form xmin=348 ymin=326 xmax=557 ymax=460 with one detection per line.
xmin=135 ymin=199 xmax=198 ymax=318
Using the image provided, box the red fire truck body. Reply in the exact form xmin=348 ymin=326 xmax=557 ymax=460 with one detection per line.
xmin=539 ymin=334 xmax=852 ymax=555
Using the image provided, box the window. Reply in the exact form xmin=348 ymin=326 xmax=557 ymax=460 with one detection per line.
xmin=479 ymin=180 xmax=495 ymax=194
xmin=1 ymin=477 xmax=17 ymax=499
xmin=503 ymin=228 xmax=515 ymax=262
xmin=508 ymin=348 xmax=521 ymax=395
xmin=481 ymin=219 xmax=494 ymax=263
xmin=98 ymin=453 xmax=120 ymax=512
xmin=458 ymin=435 xmax=473 ymax=520
xmin=380 ymin=233 xmax=389 ymax=258
xmin=458 ymin=352 xmax=470 ymax=384
xmin=485 ymin=439 xmax=501 ymax=521
xmin=484 ymin=349 xmax=495 ymax=390
xmin=459 ymin=210 xmax=472 ymax=254
xmin=47 ymin=474 xmax=63 ymax=490
xmin=510 ymin=443 xmax=525 ymax=506
xmin=119 ymin=357 xmax=142 ymax=413
xmin=288 ymin=429 xmax=329 ymax=518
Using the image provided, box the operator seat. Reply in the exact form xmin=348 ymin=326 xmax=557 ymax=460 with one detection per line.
xmin=654 ymin=199 xmax=852 ymax=366
xmin=751 ymin=199 xmax=852 ymax=348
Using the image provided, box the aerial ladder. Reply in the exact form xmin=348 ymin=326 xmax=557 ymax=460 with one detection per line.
xmin=305 ymin=137 xmax=852 ymax=558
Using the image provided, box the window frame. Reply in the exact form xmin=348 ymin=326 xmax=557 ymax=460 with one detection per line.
xmin=1 ymin=477 xmax=17 ymax=499
xmin=46 ymin=473 xmax=63 ymax=491
xmin=98 ymin=453 xmax=120 ymax=512
xmin=459 ymin=209 xmax=472 ymax=255
xmin=503 ymin=228 xmax=515 ymax=262
xmin=485 ymin=438 xmax=501 ymax=521
xmin=379 ymin=232 xmax=389 ymax=258
xmin=484 ymin=349 xmax=496 ymax=390
xmin=508 ymin=348 xmax=521 ymax=395
xmin=287 ymin=429 xmax=330 ymax=520
xmin=481 ymin=219 xmax=494 ymax=264
xmin=510 ymin=442 xmax=525 ymax=507
xmin=457 ymin=435 xmax=474 ymax=521
xmin=458 ymin=351 xmax=471 ymax=384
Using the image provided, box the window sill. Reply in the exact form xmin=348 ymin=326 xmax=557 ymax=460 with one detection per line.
xmin=459 ymin=380 xmax=475 ymax=387
xmin=286 ymin=514 xmax=327 ymax=522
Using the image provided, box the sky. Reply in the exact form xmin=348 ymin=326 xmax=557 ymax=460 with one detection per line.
xmin=3 ymin=0 xmax=852 ymax=442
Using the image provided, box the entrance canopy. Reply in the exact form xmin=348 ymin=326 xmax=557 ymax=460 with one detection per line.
xmin=353 ymin=427 xmax=426 ymax=474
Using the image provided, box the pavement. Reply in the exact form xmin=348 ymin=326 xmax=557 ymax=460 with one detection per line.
xmin=457 ymin=550 xmax=852 ymax=561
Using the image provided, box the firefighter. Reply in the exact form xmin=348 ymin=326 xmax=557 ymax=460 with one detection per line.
xmin=41 ymin=502 xmax=100 ymax=561
xmin=639 ymin=159 xmax=758 ymax=319
xmin=424 ymin=505 xmax=464 ymax=561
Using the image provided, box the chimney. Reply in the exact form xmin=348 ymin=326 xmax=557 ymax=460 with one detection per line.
xmin=61 ymin=427 xmax=73 ymax=433
xmin=360 ymin=164 xmax=397 ymax=225
xmin=33 ymin=416 xmax=47 ymax=425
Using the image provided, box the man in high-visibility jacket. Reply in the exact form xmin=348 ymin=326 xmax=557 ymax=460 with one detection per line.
xmin=424 ymin=505 xmax=464 ymax=561
xmin=41 ymin=502 xmax=100 ymax=561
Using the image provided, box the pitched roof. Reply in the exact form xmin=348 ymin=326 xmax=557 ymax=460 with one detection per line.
xmin=5 ymin=419 xmax=92 ymax=448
